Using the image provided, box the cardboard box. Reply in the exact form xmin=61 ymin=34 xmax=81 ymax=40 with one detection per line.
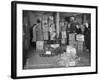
xmin=76 ymin=34 xmax=84 ymax=41
xmin=77 ymin=41 xmax=83 ymax=51
xmin=69 ymin=33 xmax=76 ymax=41
xmin=36 ymin=41 xmax=44 ymax=50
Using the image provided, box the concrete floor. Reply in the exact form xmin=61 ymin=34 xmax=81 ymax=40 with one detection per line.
xmin=23 ymin=47 xmax=90 ymax=69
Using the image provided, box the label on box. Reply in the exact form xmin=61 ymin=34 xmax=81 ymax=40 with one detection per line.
xmin=76 ymin=34 xmax=84 ymax=41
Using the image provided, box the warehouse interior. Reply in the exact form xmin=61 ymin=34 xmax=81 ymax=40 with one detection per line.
xmin=23 ymin=10 xmax=91 ymax=69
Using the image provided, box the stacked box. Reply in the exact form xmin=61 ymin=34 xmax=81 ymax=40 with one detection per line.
xmin=36 ymin=41 xmax=44 ymax=50
xmin=69 ymin=40 xmax=77 ymax=48
xmin=76 ymin=34 xmax=84 ymax=52
xmin=69 ymin=33 xmax=76 ymax=41
xmin=76 ymin=34 xmax=84 ymax=41
xmin=77 ymin=41 xmax=83 ymax=51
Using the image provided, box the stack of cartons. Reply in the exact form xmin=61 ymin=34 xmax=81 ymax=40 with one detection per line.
xmin=76 ymin=34 xmax=84 ymax=52
xmin=68 ymin=33 xmax=77 ymax=48
xmin=77 ymin=41 xmax=83 ymax=52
